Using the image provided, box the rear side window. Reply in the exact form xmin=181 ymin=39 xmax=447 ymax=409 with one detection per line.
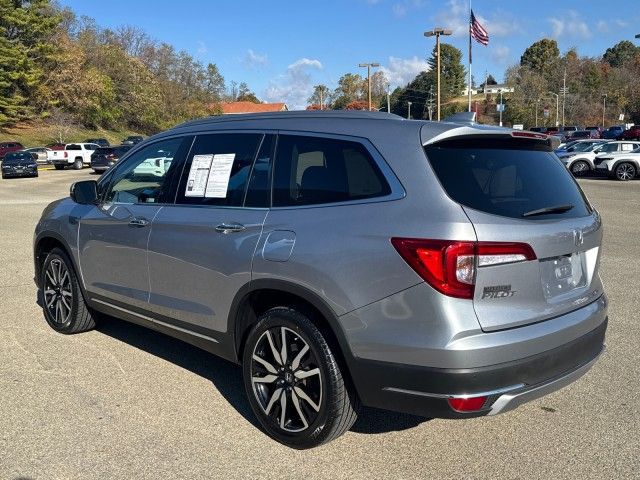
xmin=94 ymin=147 xmax=112 ymax=154
xmin=176 ymin=133 xmax=262 ymax=207
xmin=273 ymin=135 xmax=390 ymax=206
xmin=425 ymin=138 xmax=591 ymax=220
xmin=66 ymin=144 xmax=81 ymax=150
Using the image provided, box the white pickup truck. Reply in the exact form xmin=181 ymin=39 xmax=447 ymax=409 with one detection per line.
xmin=50 ymin=143 xmax=99 ymax=170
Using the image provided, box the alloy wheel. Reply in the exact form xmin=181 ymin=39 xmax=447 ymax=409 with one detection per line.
xmin=571 ymin=161 xmax=589 ymax=175
xmin=44 ymin=258 xmax=73 ymax=325
xmin=250 ymin=326 xmax=323 ymax=433
xmin=616 ymin=163 xmax=635 ymax=181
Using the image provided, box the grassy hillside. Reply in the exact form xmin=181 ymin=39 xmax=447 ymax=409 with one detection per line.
xmin=0 ymin=122 xmax=146 ymax=148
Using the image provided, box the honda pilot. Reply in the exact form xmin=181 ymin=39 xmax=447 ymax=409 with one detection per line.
xmin=33 ymin=112 xmax=607 ymax=449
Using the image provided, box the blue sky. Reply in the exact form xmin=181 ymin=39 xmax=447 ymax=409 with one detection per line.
xmin=60 ymin=0 xmax=640 ymax=109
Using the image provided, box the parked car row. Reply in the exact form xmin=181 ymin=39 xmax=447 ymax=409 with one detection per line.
xmin=530 ymin=124 xmax=638 ymax=143
xmin=555 ymin=139 xmax=640 ymax=180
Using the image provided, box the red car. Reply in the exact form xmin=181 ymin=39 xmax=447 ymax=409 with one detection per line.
xmin=621 ymin=126 xmax=640 ymax=140
xmin=45 ymin=142 xmax=65 ymax=150
xmin=0 ymin=141 xmax=24 ymax=159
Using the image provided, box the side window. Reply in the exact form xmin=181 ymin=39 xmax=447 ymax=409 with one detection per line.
xmin=245 ymin=134 xmax=274 ymax=208
xmin=621 ymin=143 xmax=634 ymax=151
xmin=176 ymin=133 xmax=262 ymax=207
xmin=273 ymin=135 xmax=390 ymax=207
xmin=104 ymin=137 xmax=185 ymax=205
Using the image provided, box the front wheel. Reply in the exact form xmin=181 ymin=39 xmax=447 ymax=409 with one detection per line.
xmin=614 ymin=162 xmax=636 ymax=181
xmin=242 ymin=307 xmax=358 ymax=449
xmin=41 ymin=248 xmax=96 ymax=334
xmin=570 ymin=160 xmax=590 ymax=176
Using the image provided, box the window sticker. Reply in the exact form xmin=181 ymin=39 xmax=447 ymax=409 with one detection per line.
xmin=185 ymin=154 xmax=213 ymax=197
xmin=204 ymin=153 xmax=236 ymax=198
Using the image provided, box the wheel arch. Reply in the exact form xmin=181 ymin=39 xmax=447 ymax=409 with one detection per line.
xmin=34 ymin=232 xmax=79 ymax=288
xmin=230 ymin=279 xmax=358 ymax=392
xmin=612 ymin=158 xmax=639 ymax=172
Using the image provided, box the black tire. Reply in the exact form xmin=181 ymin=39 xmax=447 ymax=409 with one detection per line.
xmin=614 ymin=162 xmax=636 ymax=181
xmin=242 ymin=307 xmax=358 ymax=449
xmin=40 ymin=248 xmax=96 ymax=334
xmin=570 ymin=160 xmax=590 ymax=176
xmin=73 ymin=158 xmax=83 ymax=170
xmin=54 ymin=164 xmax=65 ymax=170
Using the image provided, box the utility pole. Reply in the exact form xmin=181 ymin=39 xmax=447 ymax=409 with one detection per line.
xmin=407 ymin=101 xmax=412 ymax=119
xmin=561 ymin=67 xmax=567 ymax=127
xmin=548 ymin=92 xmax=559 ymax=127
xmin=424 ymin=27 xmax=452 ymax=121
xmin=359 ymin=62 xmax=380 ymax=111
xmin=319 ymin=88 xmax=324 ymax=111
xmin=386 ymin=84 xmax=391 ymax=113
xmin=535 ymin=99 xmax=539 ymax=127
xmin=499 ymin=89 xmax=503 ymax=127
xmin=427 ymin=85 xmax=435 ymax=121
xmin=602 ymin=94 xmax=607 ymax=128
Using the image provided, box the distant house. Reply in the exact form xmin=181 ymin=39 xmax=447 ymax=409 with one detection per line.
xmin=219 ymin=101 xmax=288 ymax=114
xmin=462 ymin=86 xmax=480 ymax=96
xmin=483 ymin=84 xmax=514 ymax=94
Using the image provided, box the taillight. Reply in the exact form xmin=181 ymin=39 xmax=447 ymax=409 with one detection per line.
xmin=64 ymin=151 xmax=68 ymax=158
xmin=391 ymin=238 xmax=536 ymax=300
xmin=106 ymin=154 xmax=115 ymax=159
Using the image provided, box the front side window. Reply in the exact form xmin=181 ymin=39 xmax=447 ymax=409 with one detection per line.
xmin=104 ymin=137 xmax=185 ymax=204
xmin=176 ymin=133 xmax=262 ymax=207
xmin=273 ymin=135 xmax=390 ymax=206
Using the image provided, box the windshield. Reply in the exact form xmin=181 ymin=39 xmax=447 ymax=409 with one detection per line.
xmin=3 ymin=152 xmax=33 ymax=163
xmin=425 ymin=138 xmax=591 ymax=220
xmin=573 ymin=142 xmax=602 ymax=152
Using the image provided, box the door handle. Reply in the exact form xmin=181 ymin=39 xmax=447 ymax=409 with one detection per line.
xmin=129 ymin=217 xmax=149 ymax=227
xmin=215 ymin=222 xmax=246 ymax=234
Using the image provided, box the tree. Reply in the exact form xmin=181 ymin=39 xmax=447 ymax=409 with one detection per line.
xmin=479 ymin=74 xmax=498 ymax=89
xmin=307 ymin=84 xmax=329 ymax=109
xmin=0 ymin=0 xmax=61 ymax=125
xmin=331 ymin=73 xmax=365 ymax=109
xmin=204 ymin=63 xmax=225 ymax=101
xmin=345 ymin=100 xmax=368 ymax=110
xmin=520 ymin=39 xmax=560 ymax=77
xmin=426 ymin=43 xmax=466 ymax=100
xmin=603 ymin=41 xmax=640 ymax=68
xmin=236 ymin=82 xmax=260 ymax=103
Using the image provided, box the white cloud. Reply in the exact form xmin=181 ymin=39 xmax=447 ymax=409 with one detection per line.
xmin=196 ymin=41 xmax=207 ymax=55
xmin=432 ymin=0 xmax=520 ymax=38
xmin=243 ymin=49 xmax=268 ymax=68
xmin=548 ymin=11 xmax=591 ymax=39
xmin=392 ymin=0 xmax=425 ymax=18
xmin=596 ymin=20 xmax=609 ymax=33
xmin=381 ymin=56 xmax=430 ymax=87
xmin=392 ymin=3 xmax=407 ymax=17
xmin=263 ymin=58 xmax=324 ymax=110
xmin=490 ymin=45 xmax=511 ymax=66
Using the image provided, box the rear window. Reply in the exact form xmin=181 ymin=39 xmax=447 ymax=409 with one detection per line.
xmin=66 ymin=144 xmax=81 ymax=150
xmin=424 ymin=138 xmax=591 ymax=220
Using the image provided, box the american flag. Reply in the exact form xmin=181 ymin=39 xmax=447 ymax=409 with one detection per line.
xmin=470 ymin=10 xmax=489 ymax=46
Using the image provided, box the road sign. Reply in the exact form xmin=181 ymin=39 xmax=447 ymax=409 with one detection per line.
xmin=543 ymin=108 xmax=550 ymax=118
xmin=619 ymin=113 xmax=625 ymax=121
xmin=496 ymin=103 xmax=505 ymax=112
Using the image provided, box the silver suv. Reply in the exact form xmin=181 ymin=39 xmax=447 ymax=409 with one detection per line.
xmin=33 ymin=112 xmax=607 ymax=448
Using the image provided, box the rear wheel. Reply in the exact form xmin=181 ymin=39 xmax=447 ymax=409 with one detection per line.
xmin=41 ymin=248 xmax=96 ymax=334
xmin=614 ymin=162 xmax=636 ymax=181
xmin=570 ymin=160 xmax=590 ymax=176
xmin=73 ymin=158 xmax=83 ymax=170
xmin=54 ymin=164 xmax=65 ymax=170
xmin=243 ymin=307 xmax=358 ymax=449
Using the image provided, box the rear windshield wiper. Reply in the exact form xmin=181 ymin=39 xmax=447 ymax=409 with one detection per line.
xmin=522 ymin=204 xmax=574 ymax=217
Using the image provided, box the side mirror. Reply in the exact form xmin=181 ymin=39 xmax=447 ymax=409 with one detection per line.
xmin=70 ymin=180 xmax=98 ymax=204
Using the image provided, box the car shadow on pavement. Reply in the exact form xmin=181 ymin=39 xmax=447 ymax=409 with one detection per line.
xmin=95 ymin=316 xmax=429 ymax=435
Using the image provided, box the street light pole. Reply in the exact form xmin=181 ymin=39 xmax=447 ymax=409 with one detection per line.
xmin=424 ymin=27 xmax=452 ymax=121
xmin=561 ymin=67 xmax=567 ymax=127
xmin=407 ymin=101 xmax=412 ymax=119
xmin=499 ymin=89 xmax=503 ymax=127
xmin=548 ymin=92 xmax=559 ymax=127
xmin=602 ymin=94 xmax=607 ymax=128
xmin=386 ymin=83 xmax=391 ymax=113
xmin=359 ymin=62 xmax=380 ymax=111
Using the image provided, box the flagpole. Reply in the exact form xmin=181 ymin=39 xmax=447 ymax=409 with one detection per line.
xmin=468 ymin=0 xmax=472 ymax=112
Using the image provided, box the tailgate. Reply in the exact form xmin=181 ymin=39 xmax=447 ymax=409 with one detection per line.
xmin=424 ymin=134 xmax=604 ymax=331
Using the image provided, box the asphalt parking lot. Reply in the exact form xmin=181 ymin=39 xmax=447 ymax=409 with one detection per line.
xmin=0 ymin=168 xmax=638 ymax=479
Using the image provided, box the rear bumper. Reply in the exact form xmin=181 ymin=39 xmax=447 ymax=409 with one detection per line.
xmin=349 ymin=316 xmax=607 ymax=418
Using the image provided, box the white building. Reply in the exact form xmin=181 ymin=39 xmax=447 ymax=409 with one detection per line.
xmin=483 ymin=84 xmax=514 ymax=94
